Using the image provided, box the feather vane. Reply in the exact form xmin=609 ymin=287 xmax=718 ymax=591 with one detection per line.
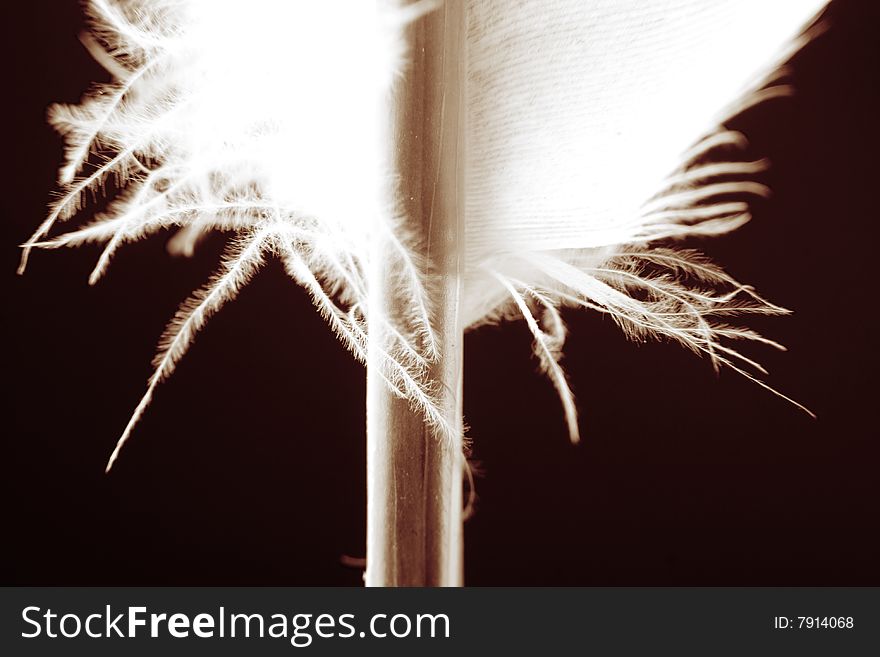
xmin=24 ymin=0 xmax=824 ymax=466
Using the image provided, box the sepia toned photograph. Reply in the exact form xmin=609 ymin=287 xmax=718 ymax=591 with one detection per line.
xmin=4 ymin=0 xmax=877 ymax=603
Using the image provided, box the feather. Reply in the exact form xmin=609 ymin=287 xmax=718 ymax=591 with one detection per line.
xmin=465 ymin=0 xmax=824 ymax=433
xmin=24 ymin=0 xmax=824 ymax=468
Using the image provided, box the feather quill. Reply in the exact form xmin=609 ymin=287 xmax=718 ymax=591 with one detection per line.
xmin=24 ymin=0 xmax=825 ymax=467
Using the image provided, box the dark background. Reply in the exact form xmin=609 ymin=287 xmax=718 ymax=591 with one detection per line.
xmin=3 ymin=0 xmax=878 ymax=585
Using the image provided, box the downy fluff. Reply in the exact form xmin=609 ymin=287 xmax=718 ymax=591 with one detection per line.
xmin=23 ymin=0 xmax=825 ymax=468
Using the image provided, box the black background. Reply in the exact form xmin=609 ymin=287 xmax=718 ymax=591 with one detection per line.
xmin=3 ymin=1 xmax=878 ymax=585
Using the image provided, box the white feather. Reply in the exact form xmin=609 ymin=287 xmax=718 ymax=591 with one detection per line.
xmin=23 ymin=0 xmax=825 ymax=467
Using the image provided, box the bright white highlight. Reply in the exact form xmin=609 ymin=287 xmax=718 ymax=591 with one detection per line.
xmin=23 ymin=0 xmax=824 ymax=468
